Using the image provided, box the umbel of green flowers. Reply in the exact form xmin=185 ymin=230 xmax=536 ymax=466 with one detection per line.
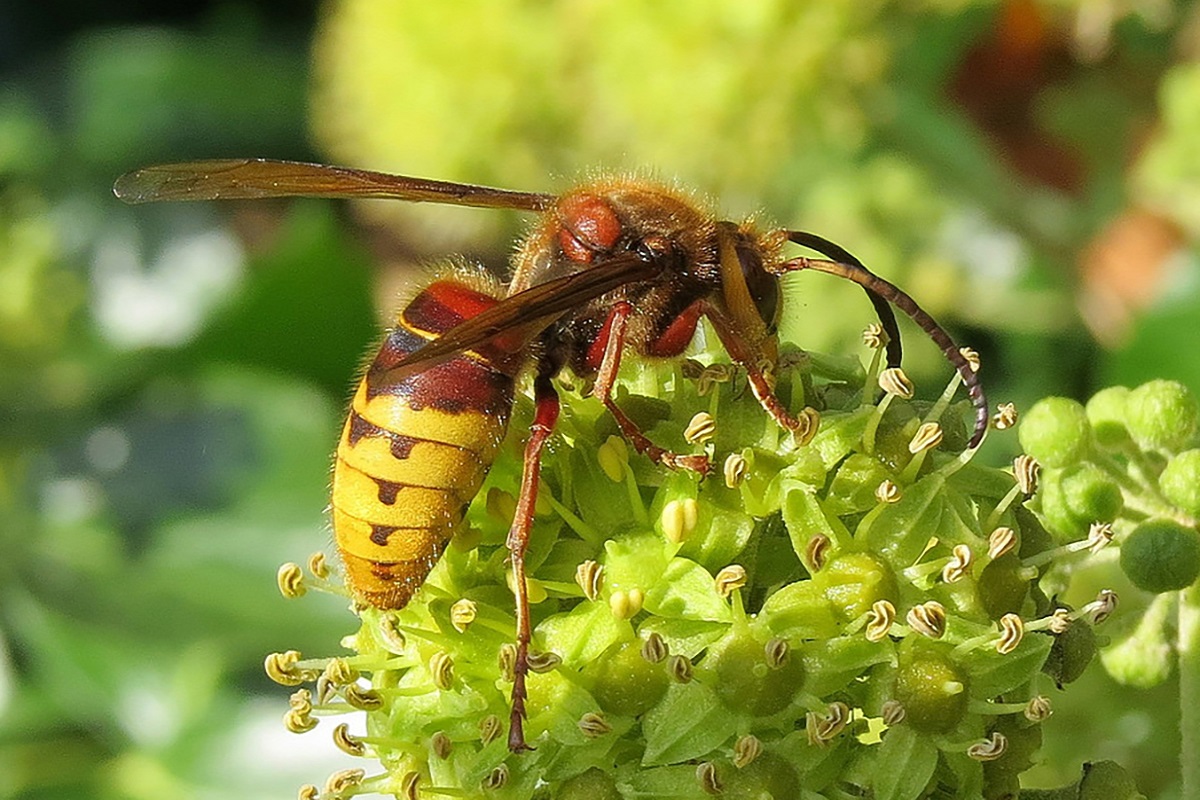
xmin=268 ymin=330 xmax=1138 ymax=800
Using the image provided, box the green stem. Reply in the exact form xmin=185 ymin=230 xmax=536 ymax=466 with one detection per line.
xmin=1181 ymin=581 xmax=1200 ymax=799
xmin=862 ymin=393 xmax=894 ymax=456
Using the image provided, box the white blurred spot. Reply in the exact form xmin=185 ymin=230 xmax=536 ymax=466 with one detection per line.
xmin=210 ymin=699 xmax=364 ymax=793
xmin=40 ymin=476 xmax=104 ymax=524
xmin=939 ymin=209 xmax=1026 ymax=285
xmin=117 ymin=675 xmax=180 ymax=747
xmin=92 ymin=224 xmax=243 ymax=349
xmin=85 ymin=425 xmax=131 ymax=474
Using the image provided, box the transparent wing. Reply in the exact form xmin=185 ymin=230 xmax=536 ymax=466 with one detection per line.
xmin=113 ymin=158 xmax=554 ymax=212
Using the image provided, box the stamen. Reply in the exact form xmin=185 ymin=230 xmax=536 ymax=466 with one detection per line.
xmin=1083 ymin=589 xmax=1118 ymax=624
xmin=333 ymin=723 xmax=366 ymax=756
xmin=865 ymin=600 xmax=896 ymax=642
xmin=265 ymin=650 xmax=313 ymax=686
xmin=343 ymin=684 xmax=383 ymax=711
xmin=765 ymin=637 xmax=790 ymax=669
xmin=879 ymin=367 xmax=915 ymax=399
xmin=987 ymin=527 xmax=1017 ymax=560
xmin=307 ymin=551 xmax=330 ymax=579
xmin=907 ymin=601 xmax=948 ymax=639
xmin=430 ymin=652 xmax=454 ymax=691
xmin=992 ymin=402 xmax=1018 ymax=430
xmin=668 ymin=653 xmax=693 ymax=683
xmin=908 ymin=422 xmax=944 ymax=454
xmin=714 ymin=565 xmax=748 ymax=597
xmin=967 ymin=732 xmax=1008 ymax=761
xmin=322 ymin=768 xmax=365 ymax=799
xmin=723 ymin=452 xmax=748 ymax=488
xmin=609 ymin=588 xmax=644 ymax=619
xmin=498 ymin=643 xmax=517 ymax=683
xmin=684 ymin=411 xmax=717 ymax=445
xmin=661 ymin=498 xmax=699 ymax=543
xmin=641 ymin=632 xmax=668 ymax=664
xmin=450 ymin=598 xmax=477 ymax=633
xmin=942 ymin=544 xmax=974 ymax=583
xmin=597 ymin=435 xmax=629 ymax=482
xmin=1013 ymin=455 xmax=1040 ymax=496
xmin=1086 ymin=522 xmax=1114 ymax=553
xmin=576 ymin=559 xmax=604 ymax=601
xmin=429 ymin=729 xmax=451 ymax=762
xmin=733 ymin=734 xmax=762 ymax=768
xmin=479 ymin=714 xmax=503 ymax=745
xmin=996 ymin=614 xmax=1025 ymax=654
xmin=527 ymin=651 xmax=562 ymax=673
xmin=323 ymin=658 xmax=360 ymax=686
xmin=875 ymin=480 xmax=902 ymax=504
xmin=578 ymin=712 xmax=612 ymax=738
xmin=483 ymin=765 xmax=509 ymax=790
xmin=697 ymin=761 xmax=723 ymax=795
xmin=881 ymin=699 xmax=906 ymax=726
xmin=805 ymin=534 xmax=831 ymax=573
xmin=277 ymin=563 xmax=306 ymax=598
xmin=862 ymin=323 xmax=889 ymax=350
xmin=959 ymin=347 xmax=981 ymax=372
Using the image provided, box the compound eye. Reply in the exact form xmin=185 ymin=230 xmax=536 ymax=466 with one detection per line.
xmin=635 ymin=234 xmax=671 ymax=262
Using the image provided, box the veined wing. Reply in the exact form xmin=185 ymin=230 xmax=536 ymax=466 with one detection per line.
xmin=113 ymin=158 xmax=555 ymax=212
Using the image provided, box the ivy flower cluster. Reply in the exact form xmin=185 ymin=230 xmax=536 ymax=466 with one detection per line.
xmin=267 ymin=330 xmax=1135 ymax=800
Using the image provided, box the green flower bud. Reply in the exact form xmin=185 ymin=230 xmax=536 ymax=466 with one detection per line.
xmin=1125 ymin=379 xmax=1198 ymax=452
xmin=1043 ymin=614 xmax=1098 ymax=687
xmin=976 ymin=553 xmax=1030 ymax=619
xmin=1159 ymin=449 xmax=1200 ymax=515
xmin=981 ymin=714 xmax=1044 ymax=796
xmin=1085 ymin=386 xmax=1132 ymax=449
xmin=720 ymin=752 xmax=800 ymax=799
xmin=1078 ymin=760 xmax=1145 ymax=800
xmin=704 ymin=631 xmax=805 ymax=716
xmin=1119 ymin=519 xmax=1200 ymax=594
xmin=816 ymin=552 xmax=899 ymax=623
xmin=893 ymin=640 xmax=970 ymax=733
xmin=584 ymin=639 xmax=670 ymax=717
xmin=1037 ymin=467 xmax=1088 ymax=541
xmin=1058 ymin=463 xmax=1124 ymax=522
xmin=1018 ymin=397 xmax=1091 ymax=468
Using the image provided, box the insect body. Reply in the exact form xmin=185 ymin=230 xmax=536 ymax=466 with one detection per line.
xmin=333 ymin=279 xmax=518 ymax=609
xmin=113 ymin=159 xmax=988 ymax=751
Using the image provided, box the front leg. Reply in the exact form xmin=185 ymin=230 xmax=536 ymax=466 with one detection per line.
xmin=701 ymin=302 xmax=820 ymax=445
xmin=592 ymin=301 xmax=711 ymax=475
xmin=506 ymin=372 xmax=559 ymax=752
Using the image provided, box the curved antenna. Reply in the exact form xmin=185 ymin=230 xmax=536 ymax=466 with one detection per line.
xmin=779 ymin=236 xmax=988 ymax=448
xmin=113 ymin=159 xmax=555 ymax=212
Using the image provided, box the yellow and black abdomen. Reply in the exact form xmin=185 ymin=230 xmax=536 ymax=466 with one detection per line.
xmin=332 ymin=280 xmax=517 ymax=609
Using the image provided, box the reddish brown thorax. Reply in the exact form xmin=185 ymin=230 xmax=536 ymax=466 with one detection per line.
xmin=556 ymin=193 xmax=623 ymax=263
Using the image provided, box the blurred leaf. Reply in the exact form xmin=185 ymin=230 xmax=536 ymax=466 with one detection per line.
xmin=190 ymin=201 xmax=377 ymax=395
xmin=69 ymin=27 xmax=309 ymax=170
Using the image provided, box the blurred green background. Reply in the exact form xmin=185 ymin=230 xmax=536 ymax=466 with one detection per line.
xmin=2 ymin=1 xmax=1198 ymax=797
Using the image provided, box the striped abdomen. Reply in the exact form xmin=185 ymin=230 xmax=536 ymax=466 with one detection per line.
xmin=332 ymin=280 xmax=517 ymax=609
